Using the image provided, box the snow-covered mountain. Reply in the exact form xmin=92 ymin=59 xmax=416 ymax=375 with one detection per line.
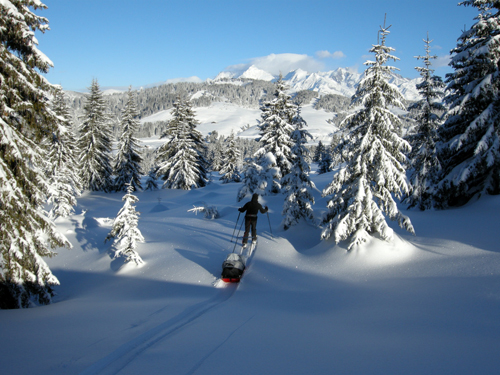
xmin=214 ymin=65 xmax=275 ymax=82
xmin=214 ymin=65 xmax=421 ymax=100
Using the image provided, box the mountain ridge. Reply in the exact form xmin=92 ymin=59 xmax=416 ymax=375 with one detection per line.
xmin=213 ymin=65 xmax=421 ymax=100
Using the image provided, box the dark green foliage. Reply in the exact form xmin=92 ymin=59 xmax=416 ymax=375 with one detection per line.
xmin=156 ymin=96 xmax=208 ymax=189
xmin=1 ymin=0 xmax=71 ymax=308
xmin=78 ymin=79 xmax=114 ymax=192
xmin=402 ymin=34 xmax=445 ymax=210
xmin=435 ymin=1 xmax=500 ymax=207
xmin=114 ymin=87 xmax=143 ymax=192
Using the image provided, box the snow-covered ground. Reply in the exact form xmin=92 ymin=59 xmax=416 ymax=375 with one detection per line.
xmin=1 ymin=169 xmax=499 ymax=375
xmin=140 ymin=102 xmax=336 ymax=145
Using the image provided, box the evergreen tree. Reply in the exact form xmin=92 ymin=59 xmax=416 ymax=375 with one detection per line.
xmin=206 ymin=131 xmax=223 ymax=171
xmin=317 ymin=146 xmax=333 ymax=174
xmin=237 ymin=157 xmax=266 ymax=201
xmin=329 ymin=132 xmax=344 ymax=167
xmin=254 ymin=74 xmax=295 ymax=193
xmin=313 ymin=140 xmax=325 ymax=163
xmin=46 ymin=85 xmax=82 ymax=219
xmin=145 ymin=166 xmax=159 ymax=191
xmin=114 ymin=87 xmax=143 ymax=192
xmin=105 ymin=183 xmax=144 ymax=266
xmin=321 ymin=20 xmax=414 ymax=250
xmin=219 ymin=131 xmax=242 ymax=183
xmin=156 ymin=97 xmax=208 ymax=189
xmin=403 ymin=34 xmax=445 ymax=210
xmin=435 ymin=0 xmax=500 ymax=208
xmin=282 ymin=108 xmax=316 ymax=230
xmin=0 ymin=0 xmax=71 ymax=308
xmin=210 ymin=140 xmax=224 ymax=172
xmin=78 ymin=78 xmax=113 ymax=192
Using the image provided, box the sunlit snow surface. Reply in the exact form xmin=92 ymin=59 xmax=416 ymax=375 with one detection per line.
xmin=1 ymin=169 xmax=500 ymax=375
xmin=140 ymin=102 xmax=336 ymax=145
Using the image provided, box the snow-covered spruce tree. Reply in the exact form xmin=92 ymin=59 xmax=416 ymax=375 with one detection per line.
xmin=237 ymin=156 xmax=267 ymax=201
xmin=403 ymin=34 xmax=445 ymax=210
xmin=313 ymin=140 xmax=325 ymax=163
xmin=329 ymin=132 xmax=344 ymax=167
xmin=238 ymin=151 xmax=280 ymax=199
xmin=206 ymin=131 xmax=223 ymax=172
xmin=219 ymin=131 xmax=242 ymax=183
xmin=0 ymin=0 xmax=71 ymax=308
xmin=46 ymin=85 xmax=82 ymax=219
xmin=156 ymin=97 xmax=208 ymax=189
xmin=282 ymin=108 xmax=316 ymax=230
xmin=105 ymin=183 xmax=144 ymax=266
xmin=435 ymin=0 xmax=500 ymax=208
xmin=254 ymin=74 xmax=295 ymax=193
xmin=317 ymin=146 xmax=333 ymax=174
xmin=114 ymin=87 xmax=143 ymax=192
xmin=144 ymin=166 xmax=159 ymax=191
xmin=321 ymin=21 xmax=415 ymax=250
xmin=210 ymin=140 xmax=224 ymax=172
xmin=78 ymin=78 xmax=114 ymax=192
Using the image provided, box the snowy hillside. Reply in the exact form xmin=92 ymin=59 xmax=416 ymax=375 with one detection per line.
xmin=2 ymin=170 xmax=499 ymax=375
xmin=140 ymin=102 xmax=337 ymax=144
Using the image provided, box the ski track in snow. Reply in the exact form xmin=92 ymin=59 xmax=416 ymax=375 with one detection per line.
xmin=79 ymin=241 xmax=259 ymax=375
xmin=184 ymin=314 xmax=256 ymax=375
xmin=79 ymin=285 xmax=237 ymax=375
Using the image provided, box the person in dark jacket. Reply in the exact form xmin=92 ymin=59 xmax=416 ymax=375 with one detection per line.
xmin=238 ymin=193 xmax=268 ymax=246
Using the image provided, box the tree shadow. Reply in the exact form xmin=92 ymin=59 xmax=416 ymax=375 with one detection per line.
xmin=73 ymin=216 xmax=110 ymax=254
xmin=149 ymin=203 xmax=169 ymax=213
xmin=174 ymin=248 xmax=218 ymax=278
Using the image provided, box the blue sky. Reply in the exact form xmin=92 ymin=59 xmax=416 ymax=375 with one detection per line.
xmin=37 ymin=0 xmax=478 ymax=92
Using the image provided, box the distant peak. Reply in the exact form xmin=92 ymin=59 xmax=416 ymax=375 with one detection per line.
xmin=239 ymin=65 xmax=275 ymax=81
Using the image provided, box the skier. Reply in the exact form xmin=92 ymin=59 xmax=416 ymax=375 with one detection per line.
xmin=238 ymin=193 xmax=268 ymax=246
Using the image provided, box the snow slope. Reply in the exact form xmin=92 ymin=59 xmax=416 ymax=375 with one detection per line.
xmin=140 ymin=102 xmax=336 ymax=144
xmin=1 ymin=170 xmax=500 ymax=375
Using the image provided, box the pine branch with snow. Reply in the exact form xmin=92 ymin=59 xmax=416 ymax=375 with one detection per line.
xmin=188 ymin=203 xmax=219 ymax=219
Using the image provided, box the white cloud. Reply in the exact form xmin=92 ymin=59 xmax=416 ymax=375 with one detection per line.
xmin=225 ymin=53 xmax=325 ymax=76
xmin=316 ymin=50 xmax=346 ymax=59
xmin=165 ymin=76 xmax=203 ymax=84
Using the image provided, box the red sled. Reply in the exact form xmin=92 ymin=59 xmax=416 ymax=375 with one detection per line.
xmin=221 ymin=276 xmax=242 ymax=283
xmin=221 ymin=253 xmax=245 ymax=283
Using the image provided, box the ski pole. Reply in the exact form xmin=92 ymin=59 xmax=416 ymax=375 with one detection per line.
xmin=267 ymin=211 xmax=273 ymax=238
xmin=231 ymin=212 xmax=241 ymax=243
xmin=233 ymin=217 xmax=245 ymax=253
